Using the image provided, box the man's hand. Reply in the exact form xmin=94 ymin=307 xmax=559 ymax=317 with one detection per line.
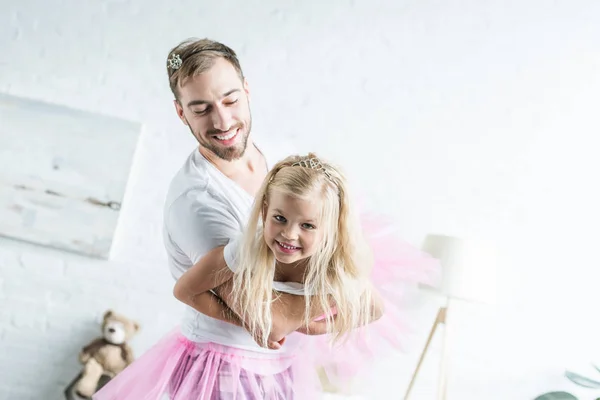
xmin=212 ymin=280 xmax=287 ymax=350
xmin=267 ymin=337 xmax=286 ymax=350
xmin=296 ymin=320 xmax=330 ymax=336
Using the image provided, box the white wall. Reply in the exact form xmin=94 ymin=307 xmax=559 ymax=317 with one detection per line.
xmin=1 ymin=0 xmax=599 ymax=399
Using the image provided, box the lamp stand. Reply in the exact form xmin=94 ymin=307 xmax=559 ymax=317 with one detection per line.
xmin=404 ymin=297 xmax=453 ymax=400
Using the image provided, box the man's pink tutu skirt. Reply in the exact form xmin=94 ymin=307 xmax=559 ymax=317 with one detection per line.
xmin=93 ymin=215 xmax=440 ymax=399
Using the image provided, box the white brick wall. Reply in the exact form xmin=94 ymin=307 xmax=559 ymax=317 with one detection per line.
xmin=1 ymin=0 xmax=600 ymax=399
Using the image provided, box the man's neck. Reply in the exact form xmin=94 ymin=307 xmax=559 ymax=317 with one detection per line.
xmin=199 ymin=139 xmax=263 ymax=178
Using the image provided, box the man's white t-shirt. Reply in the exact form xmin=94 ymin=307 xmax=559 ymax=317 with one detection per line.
xmin=162 ymin=145 xmax=303 ymax=356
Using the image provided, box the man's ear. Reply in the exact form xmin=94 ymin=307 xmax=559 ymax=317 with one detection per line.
xmin=243 ymin=78 xmax=250 ymax=101
xmin=173 ymin=99 xmax=188 ymax=126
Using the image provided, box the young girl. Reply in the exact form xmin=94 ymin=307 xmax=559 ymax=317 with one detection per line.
xmin=94 ymin=153 xmax=438 ymax=399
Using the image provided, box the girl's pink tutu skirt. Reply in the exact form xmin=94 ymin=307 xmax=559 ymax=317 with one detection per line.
xmin=93 ymin=213 xmax=439 ymax=399
xmin=308 ymin=213 xmax=441 ymax=394
xmin=93 ymin=330 xmax=321 ymax=400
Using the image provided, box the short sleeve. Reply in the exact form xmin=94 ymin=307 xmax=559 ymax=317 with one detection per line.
xmin=166 ymin=192 xmax=240 ymax=265
xmin=223 ymin=234 xmax=243 ymax=272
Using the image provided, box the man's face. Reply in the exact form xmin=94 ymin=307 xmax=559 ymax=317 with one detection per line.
xmin=174 ymin=57 xmax=251 ymax=161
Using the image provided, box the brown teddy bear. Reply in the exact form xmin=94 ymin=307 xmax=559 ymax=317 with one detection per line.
xmin=75 ymin=310 xmax=140 ymax=398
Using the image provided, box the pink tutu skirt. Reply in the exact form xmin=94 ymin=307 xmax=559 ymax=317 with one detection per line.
xmin=93 ymin=330 xmax=321 ymax=400
xmin=309 ymin=213 xmax=441 ymax=393
xmin=94 ymin=213 xmax=439 ymax=399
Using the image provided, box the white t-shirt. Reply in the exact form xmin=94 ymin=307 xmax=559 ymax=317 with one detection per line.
xmin=162 ymin=144 xmax=303 ymax=356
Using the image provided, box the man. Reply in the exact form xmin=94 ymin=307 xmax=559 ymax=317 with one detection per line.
xmin=163 ymin=38 xmax=315 ymax=352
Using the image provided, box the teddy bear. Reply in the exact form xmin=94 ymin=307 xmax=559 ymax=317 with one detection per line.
xmin=75 ymin=310 xmax=140 ymax=398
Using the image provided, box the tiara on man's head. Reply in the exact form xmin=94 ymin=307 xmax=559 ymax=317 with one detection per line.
xmin=291 ymin=157 xmax=333 ymax=181
xmin=167 ymin=54 xmax=182 ymax=70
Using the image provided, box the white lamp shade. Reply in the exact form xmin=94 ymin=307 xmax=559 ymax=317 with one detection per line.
xmin=421 ymin=234 xmax=498 ymax=304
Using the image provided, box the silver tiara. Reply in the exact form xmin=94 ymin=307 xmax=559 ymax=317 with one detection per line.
xmin=167 ymin=54 xmax=182 ymax=70
xmin=291 ymin=157 xmax=332 ymax=180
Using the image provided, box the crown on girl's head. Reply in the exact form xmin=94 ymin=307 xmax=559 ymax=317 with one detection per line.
xmin=291 ymin=157 xmax=333 ymax=181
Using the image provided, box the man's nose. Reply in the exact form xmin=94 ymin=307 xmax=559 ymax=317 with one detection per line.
xmin=211 ymin=105 xmax=233 ymax=132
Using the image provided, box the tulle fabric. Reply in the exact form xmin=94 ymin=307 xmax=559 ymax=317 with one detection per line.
xmin=93 ymin=329 xmax=320 ymax=400
xmin=309 ymin=213 xmax=441 ymax=394
xmin=93 ymin=213 xmax=439 ymax=399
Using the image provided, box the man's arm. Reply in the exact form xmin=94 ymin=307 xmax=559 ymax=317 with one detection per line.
xmin=170 ymin=236 xmax=292 ymax=333
xmin=187 ymin=291 xmax=244 ymax=327
xmin=167 ymin=197 xmax=333 ymax=341
xmin=172 ymin=245 xmax=251 ymax=329
xmin=269 ymin=287 xmax=386 ymax=339
xmin=173 ymin=245 xmax=233 ymax=305
xmin=174 ymin=240 xmax=384 ymax=341
xmin=167 ymin=195 xmax=242 ymax=327
xmin=262 ymin=287 xmax=385 ymax=341
xmin=212 ymin=282 xmax=334 ymax=342
xmin=295 ymin=319 xmax=332 ymax=335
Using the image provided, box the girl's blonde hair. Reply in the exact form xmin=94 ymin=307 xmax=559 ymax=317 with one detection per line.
xmin=231 ymin=153 xmax=375 ymax=346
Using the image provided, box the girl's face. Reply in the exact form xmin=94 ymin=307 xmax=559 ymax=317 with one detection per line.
xmin=263 ymin=189 xmax=324 ymax=265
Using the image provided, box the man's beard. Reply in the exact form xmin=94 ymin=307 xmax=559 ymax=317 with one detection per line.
xmin=191 ymin=118 xmax=252 ymax=162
